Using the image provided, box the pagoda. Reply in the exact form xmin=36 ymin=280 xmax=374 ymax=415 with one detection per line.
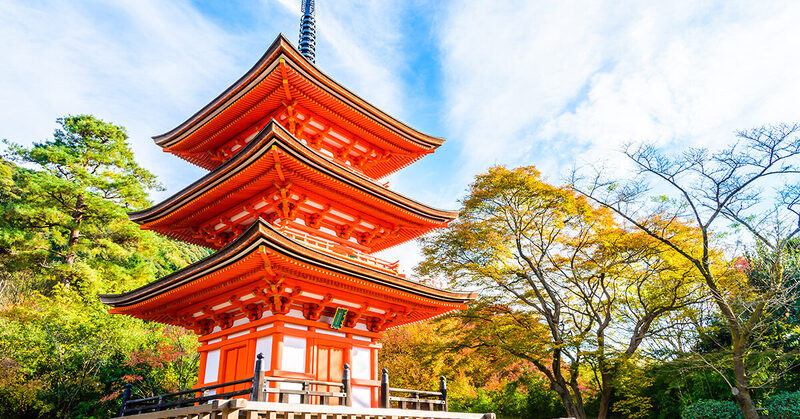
xmin=99 ymin=0 xmax=474 ymax=410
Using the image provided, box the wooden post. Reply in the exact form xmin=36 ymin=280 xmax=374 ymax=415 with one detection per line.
xmin=440 ymin=375 xmax=448 ymax=412
xmin=342 ymin=363 xmax=352 ymax=407
xmin=252 ymin=352 xmax=265 ymax=402
xmin=300 ymin=381 xmax=308 ymax=404
xmin=380 ymin=368 xmax=390 ymax=408
xmin=119 ymin=383 xmax=131 ymax=417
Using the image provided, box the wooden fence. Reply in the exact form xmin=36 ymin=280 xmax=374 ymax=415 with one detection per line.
xmin=379 ymin=369 xmax=447 ymax=411
xmin=118 ymin=399 xmax=496 ymax=419
xmin=119 ymin=354 xmax=449 ymax=416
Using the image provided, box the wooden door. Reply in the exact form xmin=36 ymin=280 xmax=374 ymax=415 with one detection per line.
xmin=220 ymin=344 xmax=249 ymax=396
xmin=316 ymin=345 xmax=344 ymax=405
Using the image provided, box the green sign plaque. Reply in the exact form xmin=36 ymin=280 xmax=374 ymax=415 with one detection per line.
xmin=331 ymin=307 xmax=348 ymax=330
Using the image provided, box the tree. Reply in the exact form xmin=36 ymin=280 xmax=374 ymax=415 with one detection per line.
xmin=0 ymin=115 xmax=208 ymax=417
xmin=380 ymin=319 xmax=566 ymax=417
xmin=418 ymin=166 xmax=704 ymax=419
xmin=2 ymin=115 xmax=160 ymax=291
xmin=574 ymin=123 xmax=800 ymax=419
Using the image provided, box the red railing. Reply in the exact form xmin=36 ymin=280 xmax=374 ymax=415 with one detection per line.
xmin=280 ymin=227 xmax=400 ymax=274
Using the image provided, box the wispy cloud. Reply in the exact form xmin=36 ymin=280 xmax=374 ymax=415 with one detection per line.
xmin=439 ymin=1 xmax=800 ymax=182
xmin=0 ymin=0 xmax=242 ymax=195
xmin=4 ymin=1 xmax=798 ymax=274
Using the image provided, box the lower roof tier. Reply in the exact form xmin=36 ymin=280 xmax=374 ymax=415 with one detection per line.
xmin=129 ymin=121 xmax=457 ymax=252
xmin=99 ymin=219 xmax=476 ymax=334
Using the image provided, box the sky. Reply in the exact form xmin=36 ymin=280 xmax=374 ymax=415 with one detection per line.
xmin=2 ymin=0 xmax=799 ymax=272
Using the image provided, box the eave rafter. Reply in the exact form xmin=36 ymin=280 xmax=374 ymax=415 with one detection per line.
xmin=187 ymin=178 xmax=403 ymax=251
xmin=143 ymin=256 xmax=429 ymax=334
xmin=103 ymin=220 xmax=474 ymax=335
xmin=157 ymin=146 xmax=422 ymax=251
xmin=165 ymin=51 xmax=429 ymax=178
xmin=199 ymin=98 xmax=400 ymax=179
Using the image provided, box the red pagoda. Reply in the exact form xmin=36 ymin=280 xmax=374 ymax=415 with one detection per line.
xmin=100 ymin=3 xmax=475 ymax=410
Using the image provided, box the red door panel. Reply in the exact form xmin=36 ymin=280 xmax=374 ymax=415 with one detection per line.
xmin=316 ymin=345 xmax=345 ymax=405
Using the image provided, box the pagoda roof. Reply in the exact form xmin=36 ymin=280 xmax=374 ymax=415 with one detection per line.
xmin=99 ymin=218 xmax=475 ymax=329
xmin=130 ymin=121 xmax=457 ymax=251
xmin=154 ymin=34 xmax=442 ymax=177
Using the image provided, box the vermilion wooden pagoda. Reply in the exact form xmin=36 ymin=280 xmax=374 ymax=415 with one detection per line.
xmin=100 ymin=33 xmax=475 ymax=408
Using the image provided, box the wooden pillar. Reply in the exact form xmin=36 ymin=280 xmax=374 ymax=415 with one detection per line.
xmin=440 ymin=375 xmax=448 ymax=411
xmin=380 ymin=368 xmax=390 ymax=408
xmin=119 ymin=383 xmax=132 ymax=417
xmin=342 ymin=363 xmax=352 ymax=407
xmin=251 ymin=352 xmax=266 ymax=401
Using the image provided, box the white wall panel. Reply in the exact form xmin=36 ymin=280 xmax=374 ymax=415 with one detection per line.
xmin=352 ymin=347 xmax=371 ymax=379
xmin=352 ymin=386 xmax=371 ymax=408
xmin=281 ymin=336 xmax=307 ymax=372
xmin=204 ymin=349 xmax=220 ymax=383
xmin=255 ymin=336 xmax=273 ymax=370
xmin=232 ymin=317 xmax=249 ymax=327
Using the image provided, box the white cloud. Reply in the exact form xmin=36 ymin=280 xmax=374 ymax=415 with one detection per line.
xmin=0 ymin=0 xmax=244 ymax=197
xmin=9 ymin=1 xmax=797 ymax=276
xmin=439 ymin=1 xmax=800 ymax=182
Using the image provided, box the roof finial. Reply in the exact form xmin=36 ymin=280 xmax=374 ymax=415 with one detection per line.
xmin=299 ymin=0 xmax=316 ymax=63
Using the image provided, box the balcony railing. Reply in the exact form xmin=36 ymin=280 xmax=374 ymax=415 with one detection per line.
xmin=280 ymin=227 xmax=400 ymax=274
xmin=117 ymin=354 xmax=476 ymax=418
xmin=380 ymin=368 xmax=448 ymax=410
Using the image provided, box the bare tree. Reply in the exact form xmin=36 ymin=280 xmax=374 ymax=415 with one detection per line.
xmin=573 ymin=123 xmax=800 ymax=419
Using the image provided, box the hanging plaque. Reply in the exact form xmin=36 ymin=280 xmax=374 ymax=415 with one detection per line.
xmin=330 ymin=307 xmax=348 ymax=330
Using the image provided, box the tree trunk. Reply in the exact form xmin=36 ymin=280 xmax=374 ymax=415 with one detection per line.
xmin=732 ymin=346 xmax=759 ymax=419
xmin=704 ymin=270 xmax=760 ymax=419
xmin=551 ymin=381 xmax=586 ymax=419
xmin=597 ymin=373 xmax=614 ymax=419
xmin=62 ymin=194 xmax=84 ymax=287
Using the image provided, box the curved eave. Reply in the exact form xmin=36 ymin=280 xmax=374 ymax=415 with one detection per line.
xmin=99 ymin=218 xmax=476 ymax=308
xmin=130 ymin=120 xmax=457 ymax=227
xmin=153 ymin=34 xmax=442 ymax=154
xmin=172 ymin=138 xmax=426 ymax=180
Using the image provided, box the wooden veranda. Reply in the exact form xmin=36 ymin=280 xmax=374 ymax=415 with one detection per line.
xmin=115 ymin=399 xmax=496 ymax=419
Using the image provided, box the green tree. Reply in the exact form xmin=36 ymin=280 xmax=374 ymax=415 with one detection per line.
xmin=2 ymin=115 xmax=159 ymax=291
xmin=0 ymin=115 xmax=207 ymax=418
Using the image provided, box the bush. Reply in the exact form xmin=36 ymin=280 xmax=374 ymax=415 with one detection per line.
xmin=681 ymin=399 xmax=743 ymax=419
xmin=448 ymin=377 xmax=565 ymax=419
xmin=765 ymin=392 xmax=800 ymax=419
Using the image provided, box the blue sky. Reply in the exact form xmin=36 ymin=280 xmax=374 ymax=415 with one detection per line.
xmin=2 ymin=0 xmax=800 ymax=269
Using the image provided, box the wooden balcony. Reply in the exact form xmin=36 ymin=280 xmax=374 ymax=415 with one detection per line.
xmin=116 ymin=355 xmax=494 ymax=419
xmin=280 ymin=227 xmax=401 ymax=274
xmin=116 ymin=399 xmax=496 ymax=419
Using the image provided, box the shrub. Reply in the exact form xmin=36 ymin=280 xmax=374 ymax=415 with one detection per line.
xmin=765 ymin=392 xmax=800 ymax=419
xmin=681 ymin=399 xmax=743 ymax=419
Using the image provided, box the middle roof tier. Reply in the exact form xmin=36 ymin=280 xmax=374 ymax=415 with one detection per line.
xmin=131 ymin=121 xmax=458 ymax=253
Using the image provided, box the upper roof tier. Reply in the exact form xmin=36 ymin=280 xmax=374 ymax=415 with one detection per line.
xmin=131 ymin=121 xmax=458 ymax=252
xmin=154 ymin=34 xmax=443 ymax=179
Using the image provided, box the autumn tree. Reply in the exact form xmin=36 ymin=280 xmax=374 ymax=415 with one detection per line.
xmin=418 ymin=166 xmax=704 ymax=419
xmin=573 ymin=123 xmax=800 ymax=419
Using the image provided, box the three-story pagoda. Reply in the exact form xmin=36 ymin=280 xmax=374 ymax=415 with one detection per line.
xmin=100 ymin=10 xmax=474 ymax=409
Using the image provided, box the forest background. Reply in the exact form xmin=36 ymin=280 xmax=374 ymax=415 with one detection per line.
xmin=0 ymin=115 xmax=798 ymax=419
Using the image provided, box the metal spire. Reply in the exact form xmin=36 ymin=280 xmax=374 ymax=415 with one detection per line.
xmin=299 ymin=0 xmax=316 ymax=63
